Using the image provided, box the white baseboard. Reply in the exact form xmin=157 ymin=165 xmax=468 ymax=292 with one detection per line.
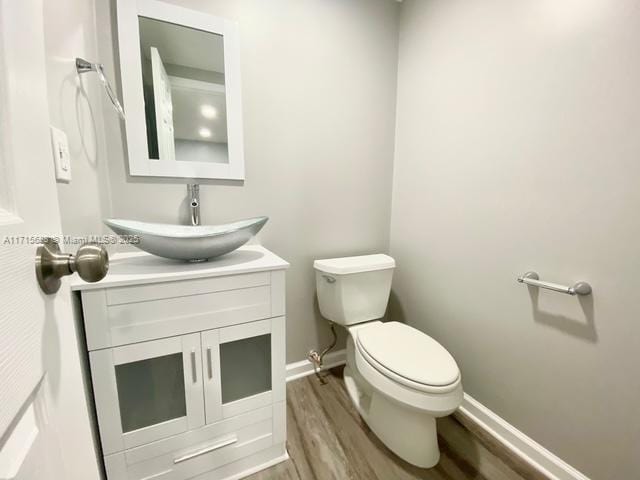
xmin=457 ymin=394 xmax=590 ymax=480
xmin=286 ymin=349 xmax=346 ymax=382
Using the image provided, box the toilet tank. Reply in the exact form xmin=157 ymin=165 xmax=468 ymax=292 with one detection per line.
xmin=314 ymin=254 xmax=395 ymax=326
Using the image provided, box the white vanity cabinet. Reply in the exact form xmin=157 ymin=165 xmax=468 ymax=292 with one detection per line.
xmin=72 ymin=246 xmax=289 ymax=480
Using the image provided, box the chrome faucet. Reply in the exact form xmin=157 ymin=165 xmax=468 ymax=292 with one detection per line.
xmin=187 ymin=184 xmax=200 ymax=226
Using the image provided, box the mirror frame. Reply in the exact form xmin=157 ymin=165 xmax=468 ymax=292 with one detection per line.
xmin=116 ymin=0 xmax=245 ymax=180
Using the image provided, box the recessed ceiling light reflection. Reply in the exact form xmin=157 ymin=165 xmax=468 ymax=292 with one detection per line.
xmin=198 ymin=127 xmax=212 ymax=138
xmin=200 ymin=104 xmax=217 ymax=119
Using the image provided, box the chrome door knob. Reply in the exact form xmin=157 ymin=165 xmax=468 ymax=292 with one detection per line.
xmin=74 ymin=243 xmax=110 ymax=282
xmin=36 ymin=238 xmax=109 ymax=294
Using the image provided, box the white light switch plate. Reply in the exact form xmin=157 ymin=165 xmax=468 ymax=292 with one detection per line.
xmin=50 ymin=126 xmax=71 ymax=183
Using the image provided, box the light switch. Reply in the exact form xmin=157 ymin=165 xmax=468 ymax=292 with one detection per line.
xmin=50 ymin=126 xmax=71 ymax=183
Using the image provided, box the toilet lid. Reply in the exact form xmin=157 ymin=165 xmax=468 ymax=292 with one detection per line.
xmin=356 ymin=322 xmax=459 ymax=387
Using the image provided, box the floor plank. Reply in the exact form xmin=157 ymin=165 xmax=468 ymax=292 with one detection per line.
xmin=453 ymin=412 xmax=549 ymax=480
xmin=246 ymin=367 xmax=541 ymax=480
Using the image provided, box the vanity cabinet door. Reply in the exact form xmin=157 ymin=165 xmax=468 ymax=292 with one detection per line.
xmin=90 ymin=333 xmax=206 ymax=455
xmin=202 ymin=318 xmax=284 ymax=423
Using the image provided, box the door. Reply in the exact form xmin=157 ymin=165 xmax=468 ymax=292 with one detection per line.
xmin=202 ymin=320 xmax=274 ymax=423
xmin=0 ymin=1 xmax=100 ymax=480
xmin=90 ymin=333 xmax=205 ymax=455
xmin=150 ymin=46 xmax=175 ymax=161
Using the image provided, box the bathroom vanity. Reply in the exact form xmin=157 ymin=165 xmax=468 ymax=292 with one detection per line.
xmin=71 ymin=246 xmax=289 ymax=480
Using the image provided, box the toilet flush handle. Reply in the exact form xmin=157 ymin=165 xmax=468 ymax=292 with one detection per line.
xmin=322 ymin=274 xmax=336 ymax=284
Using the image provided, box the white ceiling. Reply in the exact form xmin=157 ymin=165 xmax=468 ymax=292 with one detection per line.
xmin=171 ymin=85 xmax=228 ymax=143
xmin=139 ymin=16 xmax=225 ymax=73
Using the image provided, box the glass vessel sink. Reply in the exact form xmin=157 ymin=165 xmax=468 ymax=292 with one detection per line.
xmin=104 ymin=217 xmax=268 ymax=262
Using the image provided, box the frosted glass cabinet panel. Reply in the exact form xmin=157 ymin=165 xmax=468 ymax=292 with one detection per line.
xmin=115 ymin=352 xmax=186 ymax=432
xmin=90 ymin=333 xmax=205 ymax=455
xmin=201 ymin=319 xmax=276 ymax=423
xmin=220 ymin=334 xmax=271 ymax=404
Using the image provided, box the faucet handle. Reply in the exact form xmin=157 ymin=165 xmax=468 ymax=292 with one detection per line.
xmin=188 ymin=184 xmax=199 ymax=206
xmin=187 ymin=184 xmax=201 ymax=226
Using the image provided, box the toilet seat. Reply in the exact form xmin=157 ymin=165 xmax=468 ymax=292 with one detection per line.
xmin=356 ymin=322 xmax=460 ymax=394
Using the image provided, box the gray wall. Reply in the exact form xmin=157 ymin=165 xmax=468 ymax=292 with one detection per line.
xmin=389 ymin=1 xmax=640 ymax=478
xmin=96 ymin=0 xmax=400 ymax=362
xmin=44 ymin=0 xmax=112 ymax=237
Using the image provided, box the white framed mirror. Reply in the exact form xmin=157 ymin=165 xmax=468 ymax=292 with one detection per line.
xmin=116 ymin=0 xmax=244 ymax=180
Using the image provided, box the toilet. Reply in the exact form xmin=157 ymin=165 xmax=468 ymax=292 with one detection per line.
xmin=314 ymin=254 xmax=463 ymax=468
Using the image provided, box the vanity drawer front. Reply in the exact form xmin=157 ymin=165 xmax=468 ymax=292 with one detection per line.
xmin=106 ymin=273 xmax=270 ymax=305
xmin=104 ymin=404 xmax=278 ymax=480
xmin=82 ymin=273 xmax=278 ymax=350
xmin=108 ymin=287 xmax=271 ymax=347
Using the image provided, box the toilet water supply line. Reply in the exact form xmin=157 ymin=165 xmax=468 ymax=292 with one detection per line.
xmin=308 ymin=322 xmax=338 ymax=384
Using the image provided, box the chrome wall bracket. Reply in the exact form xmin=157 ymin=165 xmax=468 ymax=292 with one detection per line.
xmin=35 ymin=238 xmax=109 ymax=294
xmin=517 ymin=271 xmax=592 ymax=296
xmin=76 ymin=57 xmax=126 ymax=120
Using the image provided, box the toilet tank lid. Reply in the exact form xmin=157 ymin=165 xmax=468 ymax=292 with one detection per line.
xmin=314 ymin=254 xmax=395 ymax=275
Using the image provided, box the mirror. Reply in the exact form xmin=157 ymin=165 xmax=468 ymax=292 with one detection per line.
xmin=117 ymin=0 xmax=244 ymax=180
xmin=139 ymin=17 xmax=228 ymax=164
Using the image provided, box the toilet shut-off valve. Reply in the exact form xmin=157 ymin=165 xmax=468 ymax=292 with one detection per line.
xmin=308 ymin=321 xmax=338 ymax=384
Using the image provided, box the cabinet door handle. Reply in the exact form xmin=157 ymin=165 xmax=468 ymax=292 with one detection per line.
xmin=173 ymin=435 xmax=237 ymax=464
xmin=206 ymin=347 xmax=212 ymax=379
xmin=190 ymin=349 xmax=197 ymax=383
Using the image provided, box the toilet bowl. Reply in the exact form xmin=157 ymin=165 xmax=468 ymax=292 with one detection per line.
xmin=314 ymin=254 xmax=463 ymax=468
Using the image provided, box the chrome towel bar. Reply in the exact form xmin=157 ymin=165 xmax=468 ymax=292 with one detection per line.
xmin=517 ymin=271 xmax=592 ymax=296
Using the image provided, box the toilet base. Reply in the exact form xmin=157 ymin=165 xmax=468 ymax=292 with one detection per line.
xmin=344 ymin=365 xmax=440 ymax=468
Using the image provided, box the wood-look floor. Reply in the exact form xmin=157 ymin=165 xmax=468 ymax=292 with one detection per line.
xmin=247 ymin=367 xmax=547 ymax=480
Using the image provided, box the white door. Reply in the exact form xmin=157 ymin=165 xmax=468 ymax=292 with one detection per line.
xmin=150 ymin=46 xmax=176 ymax=161
xmin=0 ymin=1 xmax=99 ymax=479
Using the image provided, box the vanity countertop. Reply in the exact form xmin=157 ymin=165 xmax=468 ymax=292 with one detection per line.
xmin=70 ymin=245 xmax=289 ymax=291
